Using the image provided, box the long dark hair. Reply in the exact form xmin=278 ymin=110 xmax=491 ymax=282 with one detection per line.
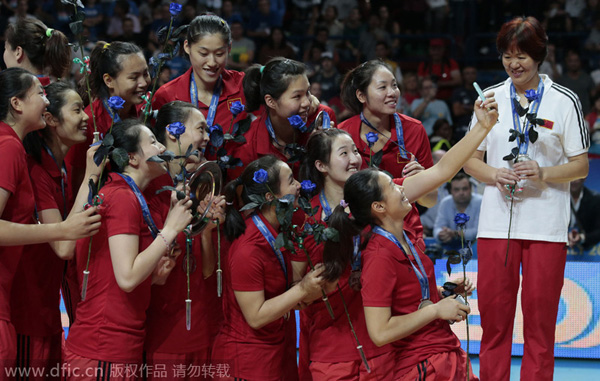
xmin=323 ymin=168 xmax=383 ymax=281
xmin=5 ymin=18 xmax=70 ymax=78
xmin=300 ymin=128 xmax=352 ymax=195
xmin=223 ymin=155 xmax=283 ymax=241
xmin=0 ymin=67 xmax=36 ymax=122
xmin=88 ymin=41 xmax=144 ymax=99
xmin=243 ymin=57 xmax=306 ymax=112
xmin=340 ymin=60 xmax=393 ymax=115
xmin=153 ymin=101 xmax=198 ymax=144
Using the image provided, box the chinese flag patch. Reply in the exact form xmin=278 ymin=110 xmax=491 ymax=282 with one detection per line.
xmin=227 ymin=98 xmax=243 ymax=110
xmin=540 ymin=119 xmax=554 ymax=130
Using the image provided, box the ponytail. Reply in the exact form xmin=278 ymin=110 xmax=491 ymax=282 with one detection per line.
xmin=5 ymin=18 xmax=70 ymax=78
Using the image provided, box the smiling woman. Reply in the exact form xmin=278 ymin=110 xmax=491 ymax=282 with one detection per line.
xmin=66 ymin=41 xmax=150 ymax=194
xmin=0 ymin=68 xmax=100 ymax=373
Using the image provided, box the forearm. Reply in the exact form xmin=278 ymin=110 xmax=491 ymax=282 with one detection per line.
xmin=411 ymin=101 xmax=428 ymax=118
xmin=239 ymin=285 xmax=307 ymax=329
xmin=0 ymin=221 xmax=70 ymax=246
xmin=417 ymin=189 xmax=437 ymax=208
xmin=365 ymin=306 xmax=438 ymax=346
xmin=464 ymin=154 xmax=497 ymax=185
xmin=540 ymin=153 xmax=588 ymax=183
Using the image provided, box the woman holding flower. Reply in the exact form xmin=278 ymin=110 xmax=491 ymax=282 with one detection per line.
xmin=144 ymin=101 xmax=226 ymax=377
xmin=64 ymin=119 xmax=192 ymax=380
xmin=212 ymin=155 xmax=330 ymax=380
xmin=463 ymin=16 xmax=589 ymax=381
xmin=296 ymin=128 xmax=394 ymax=379
xmin=322 ymin=91 xmax=499 ymax=379
xmin=0 ymin=68 xmax=101 ymax=372
xmin=11 ymin=81 xmax=103 ymax=375
xmin=151 ymin=14 xmax=249 ymax=164
xmin=67 ymin=41 xmax=151 ymax=192
xmin=228 ymin=57 xmax=336 ymax=181
xmin=338 ymin=61 xmax=434 ymax=193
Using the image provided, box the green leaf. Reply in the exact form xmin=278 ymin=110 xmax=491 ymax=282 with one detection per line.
xmin=312 ymin=205 xmax=320 ymax=217
xmin=236 ymin=118 xmax=252 ymax=135
xmin=232 ymin=135 xmax=247 ymax=144
xmin=239 ymin=202 xmax=260 ymax=211
xmin=223 ymin=133 xmax=234 ymax=140
xmin=274 ymin=233 xmax=286 ymax=250
xmin=248 ymin=193 xmax=266 ymax=205
xmin=298 ymin=196 xmax=312 ymax=214
xmin=323 ymin=227 xmax=340 ymax=242
xmin=111 ymin=148 xmax=129 ymax=169
xmin=371 ymin=150 xmax=384 ymax=167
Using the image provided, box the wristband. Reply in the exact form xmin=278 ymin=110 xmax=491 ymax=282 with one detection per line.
xmin=157 ymin=232 xmax=174 ymax=252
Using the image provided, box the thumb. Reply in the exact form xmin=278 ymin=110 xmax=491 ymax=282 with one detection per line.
xmin=410 ymin=154 xmax=416 ymax=162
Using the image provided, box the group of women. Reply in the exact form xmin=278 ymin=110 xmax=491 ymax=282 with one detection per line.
xmin=0 ymin=12 xmax=589 ymax=381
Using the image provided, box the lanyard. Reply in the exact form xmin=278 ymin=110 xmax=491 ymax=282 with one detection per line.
xmin=372 ymin=226 xmax=430 ymax=301
xmin=360 ymin=112 xmax=409 ymax=160
xmin=42 ymin=144 xmax=68 ymax=219
xmin=102 ymin=98 xmax=121 ymax=124
xmin=509 ymin=77 xmax=544 ymax=155
xmin=190 ymin=74 xmax=222 ymax=128
xmin=251 ymin=213 xmax=287 ymax=280
xmin=319 ymin=192 xmax=361 ymax=271
xmin=116 ymin=173 xmax=159 ymax=238
xmin=264 ymin=114 xmax=286 ymax=148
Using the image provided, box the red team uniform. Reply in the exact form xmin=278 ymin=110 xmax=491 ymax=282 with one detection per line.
xmin=212 ymin=212 xmax=295 ymax=380
xmin=0 ymin=122 xmax=36 ymax=372
xmin=64 ymin=173 xmax=157 ymax=380
xmin=10 ymin=149 xmax=74 ymax=378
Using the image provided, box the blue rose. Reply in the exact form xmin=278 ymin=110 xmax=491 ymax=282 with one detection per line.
xmin=300 ymin=180 xmax=316 ymax=193
xmin=454 ymin=212 xmax=470 ymax=227
xmin=524 ymin=89 xmax=538 ymax=102
xmin=107 ymin=96 xmax=125 ymax=110
xmin=253 ymin=169 xmax=268 ymax=184
xmin=230 ymin=101 xmax=245 ymax=117
xmin=166 ymin=122 xmax=186 ymax=139
xmin=366 ymin=131 xmax=378 ymax=147
xmin=288 ymin=115 xmax=307 ymax=133
xmin=169 ymin=2 xmax=182 ymax=16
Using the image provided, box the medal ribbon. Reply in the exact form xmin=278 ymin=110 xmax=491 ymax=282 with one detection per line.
xmin=360 ymin=112 xmax=409 ymax=159
xmin=372 ymin=226 xmax=430 ymax=300
xmin=42 ymin=143 xmax=68 ymax=219
xmin=190 ymin=74 xmax=222 ymax=128
xmin=116 ymin=173 xmax=159 ymax=238
xmin=252 ymin=213 xmax=287 ymax=280
xmin=509 ymin=76 xmax=545 ymax=155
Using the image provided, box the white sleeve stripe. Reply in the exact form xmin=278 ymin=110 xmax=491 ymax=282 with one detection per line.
xmin=551 ymin=84 xmax=590 ymax=149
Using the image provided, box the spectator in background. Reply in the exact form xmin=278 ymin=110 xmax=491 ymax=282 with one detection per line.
xmin=569 ymin=177 xmax=600 ymax=250
xmin=426 ymin=0 xmax=450 ymax=33
xmin=220 ymin=0 xmax=243 ymax=26
xmin=229 ymin=19 xmax=256 ymax=71
xmin=375 ymin=41 xmax=403 ymax=84
xmin=586 ymin=93 xmax=600 ymax=133
xmin=377 ymin=5 xmax=401 ymax=55
xmin=410 ymin=77 xmax=453 ymax=135
xmin=321 ymin=0 xmax=358 ymax=22
xmin=116 ymin=17 xmax=145 ymax=47
xmin=106 ymin=0 xmax=141 ymax=40
xmin=397 ymin=72 xmax=420 ymax=113
xmin=434 ymin=172 xmax=482 ymax=248
xmin=257 ymin=27 xmax=297 ymax=64
xmin=247 ymin=0 xmax=282 ymax=42
xmin=429 ymin=118 xmax=453 ymax=152
xmin=303 ymin=44 xmax=324 ymax=79
xmin=418 ymin=38 xmax=462 ymax=101
xmin=311 ymin=52 xmax=341 ymax=103
xmin=82 ymin=0 xmax=104 ymax=41
xmin=451 ymin=65 xmax=479 ymax=140
xmin=557 ymin=50 xmax=595 ymax=114
xmin=358 ymin=14 xmax=390 ymax=61
xmin=319 ymin=5 xmax=344 ymax=37
xmin=539 ymin=42 xmax=563 ymax=80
